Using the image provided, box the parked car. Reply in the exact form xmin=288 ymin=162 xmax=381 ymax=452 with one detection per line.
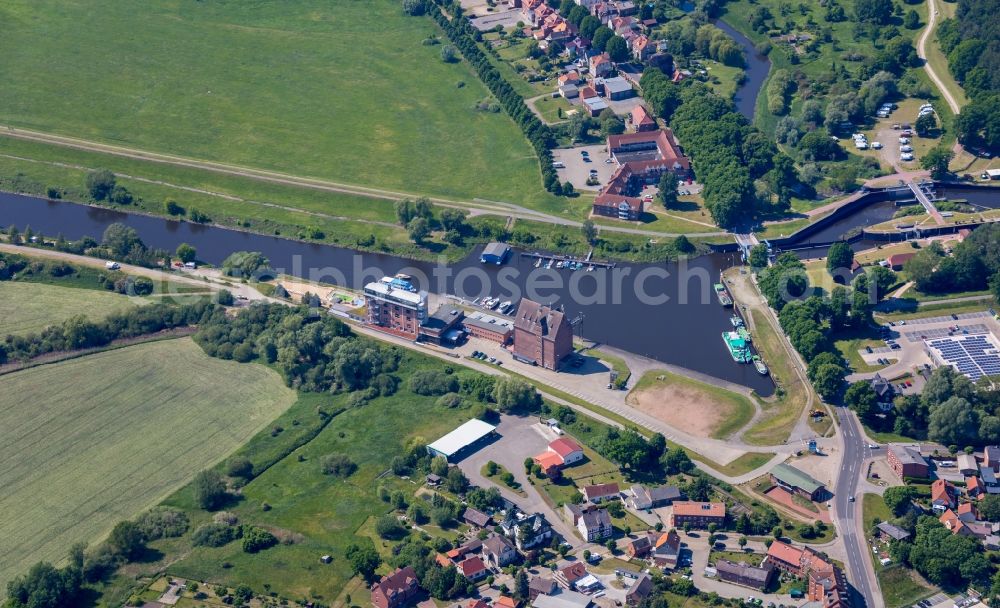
xmin=901 ymin=153 xmax=915 ymax=161
xmin=899 ymin=137 xmax=910 ymax=144
xmin=872 ymin=141 xmax=883 ymax=149
xmin=901 ymin=145 xmax=913 ymax=153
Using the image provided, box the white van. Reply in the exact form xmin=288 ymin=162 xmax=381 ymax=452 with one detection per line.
xmin=105 ymin=261 xmax=120 ymax=270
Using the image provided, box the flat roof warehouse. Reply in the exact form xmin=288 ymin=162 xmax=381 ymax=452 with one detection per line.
xmin=426 ymin=419 xmax=498 ymax=461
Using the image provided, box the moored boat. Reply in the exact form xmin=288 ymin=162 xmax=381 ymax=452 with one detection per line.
xmin=753 ymin=355 xmax=769 ymax=375
xmin=714 ymin=283 xmax=733 ymax=307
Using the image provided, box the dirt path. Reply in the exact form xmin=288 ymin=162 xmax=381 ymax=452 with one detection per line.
xmin=0 ymin=125 xmax=728 ymax=239
xmin=917 ymin=0 xmax=962 ymax=116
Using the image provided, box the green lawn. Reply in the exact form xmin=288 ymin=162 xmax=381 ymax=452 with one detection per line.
xmin=862 ymin=493 xmax=891 ymax=533
xmin=0 ymin=281 xmax=146 ymax=336
xmin=0 ymin=0 xmax=558 ymax=210
xmin=0 ymin=338 xmax=297 ymax=594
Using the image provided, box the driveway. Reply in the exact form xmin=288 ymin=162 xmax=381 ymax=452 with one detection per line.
xmin=456 ymin=414 xmax=584 ymax=547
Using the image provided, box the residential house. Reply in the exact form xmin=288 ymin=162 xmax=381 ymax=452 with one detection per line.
xmin=483 ymin=534 xmax=519 ymax=568
xmin=578 ymin=508 xmax=614 ymax=541
xmin=446 ymin=539 xmax=483 ymax=563
xmin=626 ymin=534 xmax=652 ymax=559
xmin=871 ymin=374 xmax=896 ymax=409
xmin=497 ymin=596 xmax=520 ymax=608
xmin=887 ymin=444 xmax=929 ymax=479
xmin=529 ymin=577 xmax=558 ymax=601
xmin=582 ymin=482 xmax=620 ymax=503
xmin=625 ymin=574 xmax=654 ymax=606
xmin=513 ymin=299 xmax=574 ymax=370
xmin=958 ymin=502 xmax=978 ymax=522
xmin=940 ymin=509 xmax=970 ymax=535
xmin=549 ymin=438 xmax=585 ymax=465
xmin=463 ymin=507 xmax=493 ymax=529
xmin=500 ymin=510 xmax=554 ymax=550
xmin=589 ymin=53 xmax=613 ymax=78
xmin=931 ymin=479 xmax=957 ymax=511
xmin=534 ymin=451 xmax=566 ymax=477
xmin=876 ymin=521 xmax=911 ymax=542
xmin=715 ymin=560 xmax=775 ymax=592
xmin=460 ymin=556 xmax=489 ymax=581
xmin=632 ymin=34 xmax=653 ymax=61
xmin=670 ymin=501 xmax=726 ymax=528
xmin=769 ymin=463 xmax=827 ymax=501
xmin=625 ymin=484 xmax=682 ymax=510
xmin=371 ymin=567 xmax=421 ymax=608
xmin=968 ymin=475 xmax=985 ymax=499
xmin=981 ymin=465 xmax=1000 ymax=494
xmin=650 ymin=529 xmax=682 ymax=569
xmin=629 ymin=105 xmax=656 ymax=133
xmin=558 ymin=70 xmax=582 ymax=86
xmin=555 ymin=562 xmax=589 ymax=589
xmin=886 ymin=252 xmax=915 ymax=270
xmin=764 ymin=542 xmax=849 ymax=608
xmin=467 ymin=600 xmax=490 ymax=608
xmin=986 ymin=446 xmax=1000 ymax=471
xmin=958 ymin=454 xmax=978 ymax=476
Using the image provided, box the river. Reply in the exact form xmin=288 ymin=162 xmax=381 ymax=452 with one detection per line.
xmin=0 ymin=192 xmax=775 ymax=396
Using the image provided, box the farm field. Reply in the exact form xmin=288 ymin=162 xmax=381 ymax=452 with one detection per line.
xmin=0 ymin=338 xmax=296 ymax=593
xmin=0 ymin=281 xmax=145 ymax=335
xmin=0 ymin=0 xmax=558 ymax=211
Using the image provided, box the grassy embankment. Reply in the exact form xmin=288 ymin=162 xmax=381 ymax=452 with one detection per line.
xmin=0 ymin=338 xmax=297 ymax=594
xmin=742 ymin=310 xmax=822 ymax=443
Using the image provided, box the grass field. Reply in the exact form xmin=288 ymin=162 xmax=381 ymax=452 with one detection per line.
xmin=0 ymin=338 xmax=296 ymax=594
xmin=0 ymin=281 xmax=145 ymax=336
xmin=879 ymin=567 xmax=935 ymax=608
xmin=0 ymin=0 xmax=558 ymax=210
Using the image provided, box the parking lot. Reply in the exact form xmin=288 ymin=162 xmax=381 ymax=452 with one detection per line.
xmin=553 ymin=144 xmax=616 ymax=191
xmin=854 ymin=310 xmax=999 ymax=383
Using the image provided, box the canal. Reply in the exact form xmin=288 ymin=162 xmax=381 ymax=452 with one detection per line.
xmin=0 ymin=192 xmax=775 ymax=396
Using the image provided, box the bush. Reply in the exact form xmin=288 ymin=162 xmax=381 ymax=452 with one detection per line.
xmin=375 ymin=514 xmax=407 ymax=539
xmin=86 ymin=170 xmax=116 ymax=200
xmin=409 ymin=369 xmax=459 ymax=396
xmin=436 ymin=392 xmax=463 ymax=408
xmin=135 ymin=507 xmax=189 ymax=540
xmin=192 ymin=522 xmax=241 ymax=547
xmin=226 ymin=457 xmax=254 ymax=480
xmin=241 ymin=526 xmax=278 ymax=553
xmin=321 ymin=454 xmax=358 ymax=478
xmin=193 ymin=470 xmax=229 ymax=511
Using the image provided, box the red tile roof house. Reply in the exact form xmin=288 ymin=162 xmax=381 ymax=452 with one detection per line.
xmin=670 ymin=501 xmax=726 ymax=528
xmin=555 ymin=562 xmax=589 ymax=589
xmin=630 ymin=105 xmax=656 ymax=132
xmin=968 ymin=475 xmax=985 ymax=499
xmin=594 ymin=129 xmax=690 ymax=222
xmin=582 ymin=482 xmax=620 ymax=503
xmin=957 ymin=502 xmax=978 ymax=522
xmin=940 ymin=509 xmax=972 ymax=536
xmin=549 ymin=438 xmax=584 ymax=465
xmin=931 ymin=479 xmax=957 ymax=511
xmin=533 ymin=451 xmax=565 ymax=478
xmin=460 ymin=555 xmax=490 ymax=581
xmin=886 ymin=252 xmax=915 ymax=270
xmin=650 ymin=529 xmax=682 ymax=569
xmin=371 ymin=566 xmax=421 ymax=608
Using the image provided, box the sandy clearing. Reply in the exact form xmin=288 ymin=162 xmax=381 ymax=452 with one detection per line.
xmin=626 ymin=383 xmax=726 ymax=438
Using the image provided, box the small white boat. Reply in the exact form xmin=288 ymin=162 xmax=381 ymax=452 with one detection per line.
xmin=534 ymin=258 xmax=542 ymax=268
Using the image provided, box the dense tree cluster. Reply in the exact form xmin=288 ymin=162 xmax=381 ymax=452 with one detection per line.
xmin=220 ymin=251 xmax=272 ymax=279
xmin=937 ymin=0 xmax=1000 ymax=100
xmin=427 ymin=0 xmax=563 ymax=194
xmin=388 ymin=536 xmax=475 ymax=599
xmin=852 ymin=365 xmax=1000 ymax=445
xmin=669 ymin=84 xmax=796 ymax=227
xmin=904 ymin=225 xmax=1000 ymax=295
xmin=192 ymin=303 xmax=408 ymax=393
xmin=599 ymin=427 xmax=666 ymax=470
xmin=896 ymin=516 xmax=991 ymax=587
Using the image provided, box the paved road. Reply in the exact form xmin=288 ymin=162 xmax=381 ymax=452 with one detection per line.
xmin=916 ymin=0 xmax=962 ymax=116
xmin=834 ymin=408 xmax=880 ymax=608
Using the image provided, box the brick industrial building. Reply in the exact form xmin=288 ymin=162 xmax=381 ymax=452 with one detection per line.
xmin=592 ymin=129 xmax=690 ymax=221
xmin=513 ymin=298 xmax=573 ymax=370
